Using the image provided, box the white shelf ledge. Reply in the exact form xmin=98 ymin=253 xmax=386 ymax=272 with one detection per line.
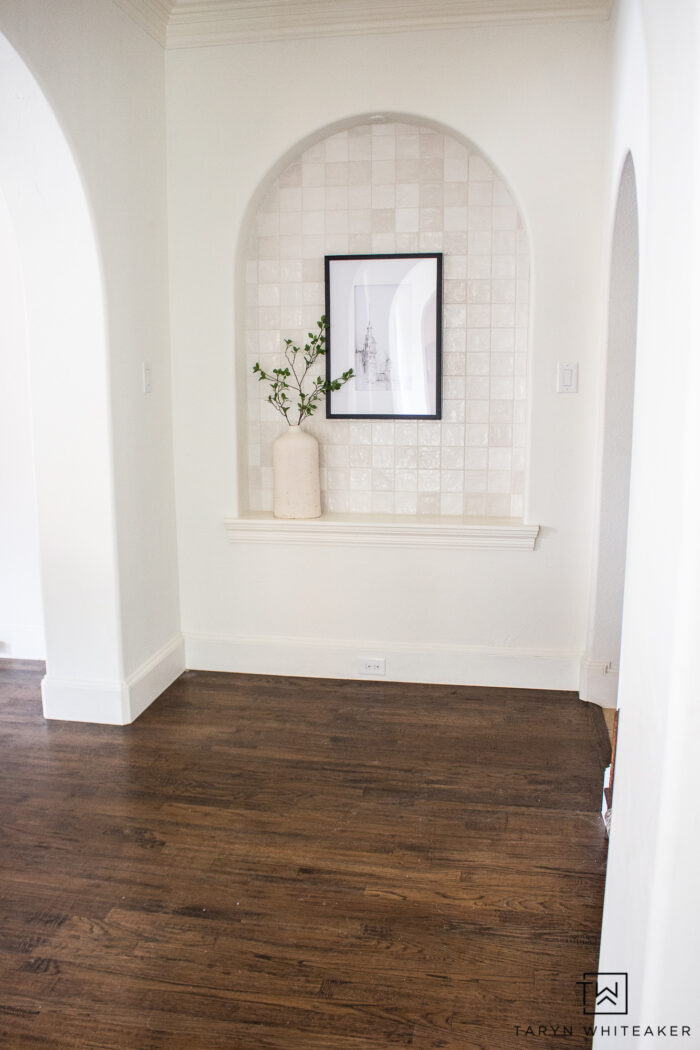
xmin=224 ymin=513 xmax=540 ymax=551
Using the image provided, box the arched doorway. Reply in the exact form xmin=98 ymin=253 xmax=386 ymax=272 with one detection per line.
xmin=581 ymin=154 xmax=639 ymax=708
xmin=0 ymin=188 xmax=44 ymax=660
xmin=0 ymin=32 xmax=125 ymax=721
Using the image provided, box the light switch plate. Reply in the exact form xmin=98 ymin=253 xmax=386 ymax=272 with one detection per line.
xmin=556 ymin=362 xmax=578 ymax=393
xmin=142 ymin=362 xmax=153 ymax=394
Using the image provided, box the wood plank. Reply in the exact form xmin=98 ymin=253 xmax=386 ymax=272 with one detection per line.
xmin=0 ymin=663 xmax=608 ymax=1049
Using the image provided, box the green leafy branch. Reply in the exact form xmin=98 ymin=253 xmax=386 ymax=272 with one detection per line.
xmin=252 ymin=316 xmax=354 ymax=426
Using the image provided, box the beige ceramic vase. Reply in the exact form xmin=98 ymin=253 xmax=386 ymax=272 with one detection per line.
xmin=272 ymin=424 xmax=322 ymax=519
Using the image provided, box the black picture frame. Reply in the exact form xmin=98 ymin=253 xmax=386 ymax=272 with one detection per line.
xmin=325 ymin=253 xmax=442 ymax=420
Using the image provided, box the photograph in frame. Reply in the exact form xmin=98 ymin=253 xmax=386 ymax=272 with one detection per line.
xmin=325 ymin=254 xmax=442 ymax=419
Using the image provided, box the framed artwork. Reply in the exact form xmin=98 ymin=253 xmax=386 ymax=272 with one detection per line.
xmin=325 ymin=253 xmax=442 ymax=419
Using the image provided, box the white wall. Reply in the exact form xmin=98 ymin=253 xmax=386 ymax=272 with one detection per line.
xmin=0 ymin=189 xmax=44 ymax=659
xmin=597 ymin=0 xmax=700 ymax=1040
xmin=167 ymin=21 xmax=610 ymax=687
xmin=0 ymin=0 xmax=183 ymax=721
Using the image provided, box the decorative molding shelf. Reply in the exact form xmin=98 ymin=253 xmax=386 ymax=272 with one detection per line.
xmin=224 ymin=513 xmax=540 ymax=551
xmin=115 ymin=0 xmax=613 ymax=49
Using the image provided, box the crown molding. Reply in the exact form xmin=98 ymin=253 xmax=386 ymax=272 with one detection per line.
xmin=111 ymin=0 xmax=174 ymax=47
xmin=166 ymin=0 xmax=614 ymax=49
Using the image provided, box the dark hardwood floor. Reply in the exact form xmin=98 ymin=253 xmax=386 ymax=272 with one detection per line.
xmin=0 ymin=661 xmax=610 ymax=1049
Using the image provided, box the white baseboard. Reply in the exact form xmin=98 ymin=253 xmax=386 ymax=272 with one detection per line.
xmin=0 ymin=624 xmax=46 ymax=660
xmin=579 ymin=657 xmax=619 ymax=707
xmin=184 ymin=631 xmax=581 ymax=691
xmin=126 ymin=634 xmax=186 ymax=721
xmin=42 ymin=634 xmax=185 ymax=725
xmin=41 ymin=674 xmax=129 ymax=724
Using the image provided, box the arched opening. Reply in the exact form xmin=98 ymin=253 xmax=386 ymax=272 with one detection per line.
xmin=581 ymin=153 xmax=639 ymax=706
xmin=0 ymin=32 xmax=125 ymax=722
xmin=237 ymin=115 xmax=531 ymax=520
xmin=0 ymin=188 xmax=44 ymax=660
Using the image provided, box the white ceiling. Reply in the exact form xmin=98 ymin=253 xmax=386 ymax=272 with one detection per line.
xmin=114 ymin=0 xmax=613 ymax=49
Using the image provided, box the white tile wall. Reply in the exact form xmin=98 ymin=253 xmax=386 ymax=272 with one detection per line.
xmin=245 ymin=121 xmax=529 ymax=518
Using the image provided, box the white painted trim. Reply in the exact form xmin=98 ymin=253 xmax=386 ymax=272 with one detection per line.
xmin=224 ymin=514 xmax=540 ymax=551
xmin=111 ymin=0 xmax=172 ymax=46
xmin=185 ymin=631 xmax=581 ymax=691
xmin=41 ymin=634 xmax=185 ymax=725
xmin=579 ymin=657 xmax=619 ymax=708
xmin=166 ymin=0 xmax=613 ymax=49
xmin=41 ymin=674 xmax=129 ymax=725
xmin=0 ymin=624 xmax=46 ymax=661
xmin=125 ymin=634 xmax=186 ymax=721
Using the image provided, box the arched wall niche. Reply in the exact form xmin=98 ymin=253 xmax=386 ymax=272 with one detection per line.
xmin=237 ymin=114 xmax=531 ymax=519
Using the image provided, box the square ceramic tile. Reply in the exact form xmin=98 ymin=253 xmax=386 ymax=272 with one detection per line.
xmin=372 ymin=491 xmax=394 ymax=514
xmin=420 ymin=182 xmax=444 ymax=207
xmin=444 ymin=254 xmax=468 ymax=278
xmin=418 ymin=422 xmax=440 ymax=446
xmin=487 ymin=470 xmax=511 ymax=494
xmin=370 ymin=468 xmax=391 ymax=491
xmin=396 ymin=135 xmax=420 ymax=159
xmin=349 ymin=421 xmax=371 ymax=444
xmin=491 ymin=329 xmax=515 ymax=351
xmin=486 ymin=494 xmax=510 ymax=517
xmin=349 ymin=444 xmax=371 ymax=468
xmin=395 ymin=445 xmax=418 ymax=468
xmin=443 ymin=400 xmax=466 ymax=423
xmin=396 ymin=208 xmax=419 ymax=233
xmin=466 ymin=424 xmax=489 ymax=447
xmin=444 ymin=329 xmax=467 ymax=353
xmin=350 ymin=468 xmax=372 ymax=490
xmin=396 ymin=233 xmax=420 ymax=251
xmin=372 ymin=445 xmax=395 ymax=468
xmin=372 ymin=233 xmax=396 ymax=253
xmin=396 ymin=469 xmax=418 ymax=491
xmin=444 ymin=376 xmax=466 ymax=399
xmin=465 ymin=470 xmax=487 ymax=493
xmin=441 ymin=423 xmax=465 ymax=446
xmin=441 ymin=444 xmax=465 ymax=471
xmin=490 ymin=352 xmax=514 ymax=376
xmin=349 ymin=185 xmax=372 ymax=209
xmin=371 ymin=135 xmax=396 ymax=160
xmin=395 ymin=421 xmax=418 ymax=445
xmin=418 ymin=493 xmax=441 ymax=515
xmin=468 ymin=182 xmax=493 ymax=206
xmin=441 ymin=469 xmax=464 ymax=493
xmin=444 ymin=157 xmax=468 ymax=182
xmin=349 ymin=491 xmax=372 ymax=513
xmin=444 ymin=279 xmax=468 ymax=304
xmin=444 ymin=304 xmax=467 ymax=328
xmin=419 ymin=158 xmax=444 ymax=182
xmin=444 ymin=352 xmax=466 ymax=375
xmin=396 ymin=183 xmax=420 ymax=207
xmin=395 ymin=491 xmax=418 ymax=514
xmin=372 ymin=184 xmax=396 ymax=209
xmin=490 ymin=400 xmax=514 ymax=423
xmin=419 ymin=446 xmax=441 ymax=469
xmin=443 ymin=231 xmax=467 ymax=255
xmin=325 ymin=134 xmax=349 ymax=162
xmin=492 ymin=206 xmax=517 ymax=230
xmin=302 ymin=163 xmax=324 ymax=187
